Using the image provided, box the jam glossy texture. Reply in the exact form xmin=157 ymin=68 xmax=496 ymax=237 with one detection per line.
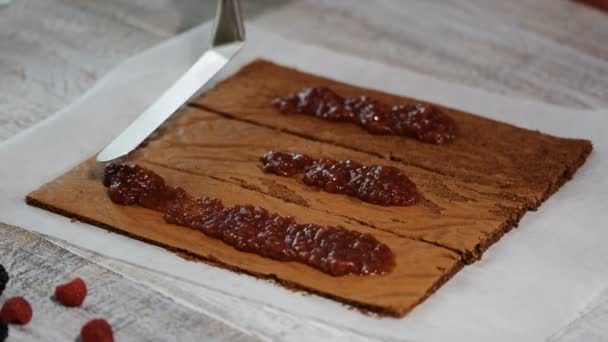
xmin=260 ymin=151 xmax=419 ymax=207
xmin=273 ymin=87 xmax=456 ymax=144
xmin=104 ymin=164 xmax=395 ymax=276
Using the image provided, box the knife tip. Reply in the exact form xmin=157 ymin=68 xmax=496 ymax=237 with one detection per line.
xmin=96 ymin=148 xmax=125 ymax=164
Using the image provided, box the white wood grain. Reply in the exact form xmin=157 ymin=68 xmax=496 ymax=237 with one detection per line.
xmin=0 ymin=0 xmax=164 ymax=141
xmin=0 ymin=224 xmax=258 ymax=342
xmin=254 ymin=0 xmax=608 ymax=109
xmin=55 ymin=240 xmax=384 ymax=342
xmin=0 ymin=0 xmax=289 ymax=142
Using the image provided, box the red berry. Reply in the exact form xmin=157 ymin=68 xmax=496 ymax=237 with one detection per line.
xmin=0 ymin=297 xmax=32 ymax=325
xmin=55 ymin=277 xmax=87 ymax=307
xmin=80 ymin=319 xmax=113 ymax=342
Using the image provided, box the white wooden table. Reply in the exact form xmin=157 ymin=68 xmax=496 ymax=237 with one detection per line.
xmin=1 ymin=1 xmax=607 ymax=340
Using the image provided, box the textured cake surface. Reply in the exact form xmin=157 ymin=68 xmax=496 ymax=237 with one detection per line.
xmin=193 ymin=59 xmax=592 ymax=261
xmin=26 ymin=59 xmax=591 ymax=317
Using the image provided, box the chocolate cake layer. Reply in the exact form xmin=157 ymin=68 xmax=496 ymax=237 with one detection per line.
xmin=193 ymin=60 xmax=592 ymax=212
xmin=26 ymin=59 xmax=592 ymax=317
xmin=27 ymin=157 xmax=462 ymax=317
xmin=136 ymin=110 xmax=530 ymax=262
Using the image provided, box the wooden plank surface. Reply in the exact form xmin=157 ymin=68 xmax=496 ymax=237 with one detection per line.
xmin=0 ymin=224 xmax=257 ymax=341
xmin=57 ymin=240 xmax=385 ymax=342
xmin=255 ymin=0 xmax=608 ymax=109
xmin=1 ymin=0 xmax=607 ymax=340
xmin=0 ymin=0 xmax=287 ymax=141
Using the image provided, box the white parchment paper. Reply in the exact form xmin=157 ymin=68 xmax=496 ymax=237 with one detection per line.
xmin=0 ymin=24 xmax=607 ymax=341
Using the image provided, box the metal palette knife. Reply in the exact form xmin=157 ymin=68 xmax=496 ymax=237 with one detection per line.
xmin=97 ymin=0 xmax=245 ymax=163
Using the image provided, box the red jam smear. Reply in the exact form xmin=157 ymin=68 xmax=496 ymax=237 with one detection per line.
xmin=103 ymin=164 xmax=395 ymax=276
xmin=260 ymin=151 xmax=419 ymax=207
xmin=273 ymin=87 xmax=456 ymax=144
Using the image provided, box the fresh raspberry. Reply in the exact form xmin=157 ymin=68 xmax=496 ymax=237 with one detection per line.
xmin=0 ymin=319 xmax=7 ymax=342
xmin=0 ymin=265 xmax=8 ymax=297
xmin=80 ymin=319 xmax=114 ymax=342
xmin=55 ymin=277 xmax=87 ymax=307
xmin=0 ymin=297 xmax=32 ymax=325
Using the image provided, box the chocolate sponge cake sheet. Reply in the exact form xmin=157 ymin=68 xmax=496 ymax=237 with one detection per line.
xmin=26 ymin=109 xmax=463 ymax=317
xmin=27 ymin=59 xmax=591 ymax=317
xmin=193 ymin=59 xmax=592 ymax=262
